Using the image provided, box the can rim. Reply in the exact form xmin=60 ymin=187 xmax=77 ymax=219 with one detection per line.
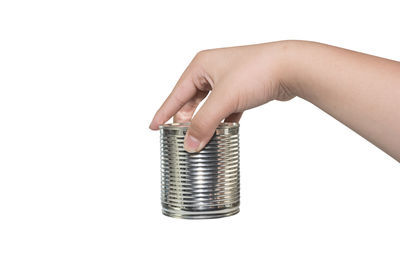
xmin=159 ymin=122 xmax=239 ymax=130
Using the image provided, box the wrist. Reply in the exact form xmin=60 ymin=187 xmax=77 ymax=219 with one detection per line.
xmin=274 ymin=40 xmax=310 ymax=100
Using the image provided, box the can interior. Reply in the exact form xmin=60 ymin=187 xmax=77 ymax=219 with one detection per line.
xmin=159 ymin=122 xmax=238 ymax=130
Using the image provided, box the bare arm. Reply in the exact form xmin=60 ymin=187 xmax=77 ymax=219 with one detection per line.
xmin=150 ymin=40 xmax=400 ymax=161
xmin=283 ymin=41 xmax=400 ymax=161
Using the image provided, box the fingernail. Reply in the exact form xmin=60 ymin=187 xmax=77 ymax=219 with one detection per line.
xmin=184 ymin=134 xmax=200 ymax=153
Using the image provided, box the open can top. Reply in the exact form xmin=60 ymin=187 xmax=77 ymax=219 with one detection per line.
xmin=159 ymin=122 xmax=239 ymax=135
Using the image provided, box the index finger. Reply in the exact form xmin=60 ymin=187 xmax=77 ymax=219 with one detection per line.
xmin=149 ymin=67 xmax=198 ymax=130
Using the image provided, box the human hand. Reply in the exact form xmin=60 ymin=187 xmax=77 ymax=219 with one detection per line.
xmin=149 ymin=41 xmax=294 ymax=152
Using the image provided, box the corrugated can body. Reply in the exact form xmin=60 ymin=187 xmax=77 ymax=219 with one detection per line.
xmin=160 ymin=123 xmax=240 ymax=219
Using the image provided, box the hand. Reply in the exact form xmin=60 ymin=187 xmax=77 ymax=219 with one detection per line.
xmin=149 ymin=41 xmax=295 ymax=152
xmin=150 ymin=40 xmax=400 ymax=161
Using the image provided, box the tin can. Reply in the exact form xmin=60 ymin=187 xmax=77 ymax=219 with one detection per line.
xmin=160 ymin=122 xmax=240 ymax=219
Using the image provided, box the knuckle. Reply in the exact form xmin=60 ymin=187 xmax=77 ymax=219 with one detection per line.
xmin=194 ymin=49 xmax=211 ymax=63
xmin=195 ymin=49 xmax=206 ymax=58
xmin=171 ymin=93 xmax=186 ymax=106
xmin=189 ymin=118 xmax=210 ymax=138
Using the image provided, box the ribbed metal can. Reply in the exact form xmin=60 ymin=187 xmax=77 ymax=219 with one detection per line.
xmin=160 ymin=122 xmax=240 ymax=219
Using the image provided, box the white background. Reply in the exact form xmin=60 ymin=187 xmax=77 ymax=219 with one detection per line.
xmin=0 ymin=0 xmax=399 ymax=266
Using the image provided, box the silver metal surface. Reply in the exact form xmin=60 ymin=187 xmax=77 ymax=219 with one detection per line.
xmin=160 ymin=122 xmax=240 ymax=219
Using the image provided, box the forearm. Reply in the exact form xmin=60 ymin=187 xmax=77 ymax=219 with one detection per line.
xmin=282 ymin=41 xmax=400 ymax=161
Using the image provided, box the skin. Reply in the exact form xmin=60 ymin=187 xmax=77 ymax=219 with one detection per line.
xmin=149 ymin=40 xmax=400 ymax=162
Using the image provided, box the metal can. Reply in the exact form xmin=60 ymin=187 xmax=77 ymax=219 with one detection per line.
xmin=160 ymin=122 xmax=240 ymax=219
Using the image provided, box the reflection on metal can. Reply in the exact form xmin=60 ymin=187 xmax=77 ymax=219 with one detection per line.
xmin=160 ymin=122 xmax=240 ymax=219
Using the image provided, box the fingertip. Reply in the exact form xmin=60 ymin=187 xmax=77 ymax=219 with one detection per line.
xmin=149 ymin=119 xmax=161 ymax=130
xmin=184 ymin=132 xmax=202 ymax=153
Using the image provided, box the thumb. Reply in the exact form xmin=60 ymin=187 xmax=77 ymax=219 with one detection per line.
xmin=184 ymin=90 xmax=234 ymax=153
